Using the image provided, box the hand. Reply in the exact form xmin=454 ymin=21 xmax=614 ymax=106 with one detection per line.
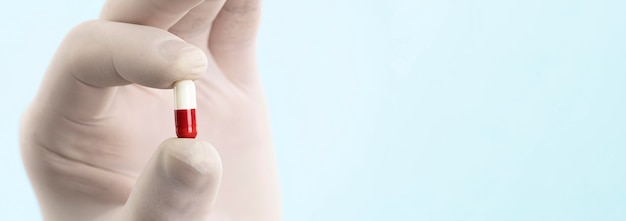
xmin=19 ymin=0 xmax=281 ymax=220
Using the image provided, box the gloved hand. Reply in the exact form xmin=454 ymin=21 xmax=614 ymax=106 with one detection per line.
xmin=19 ymin=0 xmax=281 ymax=220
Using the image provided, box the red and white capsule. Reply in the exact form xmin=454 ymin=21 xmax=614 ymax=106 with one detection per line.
xmin=174 ymin=80 xmax=197 ymax=138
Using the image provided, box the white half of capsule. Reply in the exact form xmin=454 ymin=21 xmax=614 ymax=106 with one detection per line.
xmin=174 ymin=80 xmax=197 ymax=109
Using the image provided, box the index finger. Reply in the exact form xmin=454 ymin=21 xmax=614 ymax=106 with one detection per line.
xmin=100 ymin=0 xmax=205 ymax=29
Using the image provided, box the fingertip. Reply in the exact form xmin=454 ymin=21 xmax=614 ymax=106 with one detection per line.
xmin=157 ymin=41 xmax=208 ymax=88
xmin=175 ymin=46 xmax=209 ymax=79
xmin=64 ymin=21 xmax=209 ymax=89
xmin=122 ymin=138 xmax=222 ymax=221
xmin=160 ymin=138 xmax=222 ymax=188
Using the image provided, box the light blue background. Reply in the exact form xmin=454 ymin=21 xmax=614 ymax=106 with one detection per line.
xmin=1 ymin=0 xmax=625 ymax=220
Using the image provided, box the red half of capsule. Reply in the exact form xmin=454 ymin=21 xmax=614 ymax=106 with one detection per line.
xmin=175 ymin=109 xmax=197 ymax=138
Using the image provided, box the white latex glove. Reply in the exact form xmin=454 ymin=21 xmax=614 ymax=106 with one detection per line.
xmin=19 ymin=0 xmax=281 ymax=220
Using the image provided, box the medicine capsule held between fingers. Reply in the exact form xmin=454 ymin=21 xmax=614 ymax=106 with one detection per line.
xmin=174 ymin=80 xmax=197 ymax=138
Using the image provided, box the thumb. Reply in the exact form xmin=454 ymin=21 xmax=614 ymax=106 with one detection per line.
xmin=122 ymin=138 xmax=222 ymax=221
